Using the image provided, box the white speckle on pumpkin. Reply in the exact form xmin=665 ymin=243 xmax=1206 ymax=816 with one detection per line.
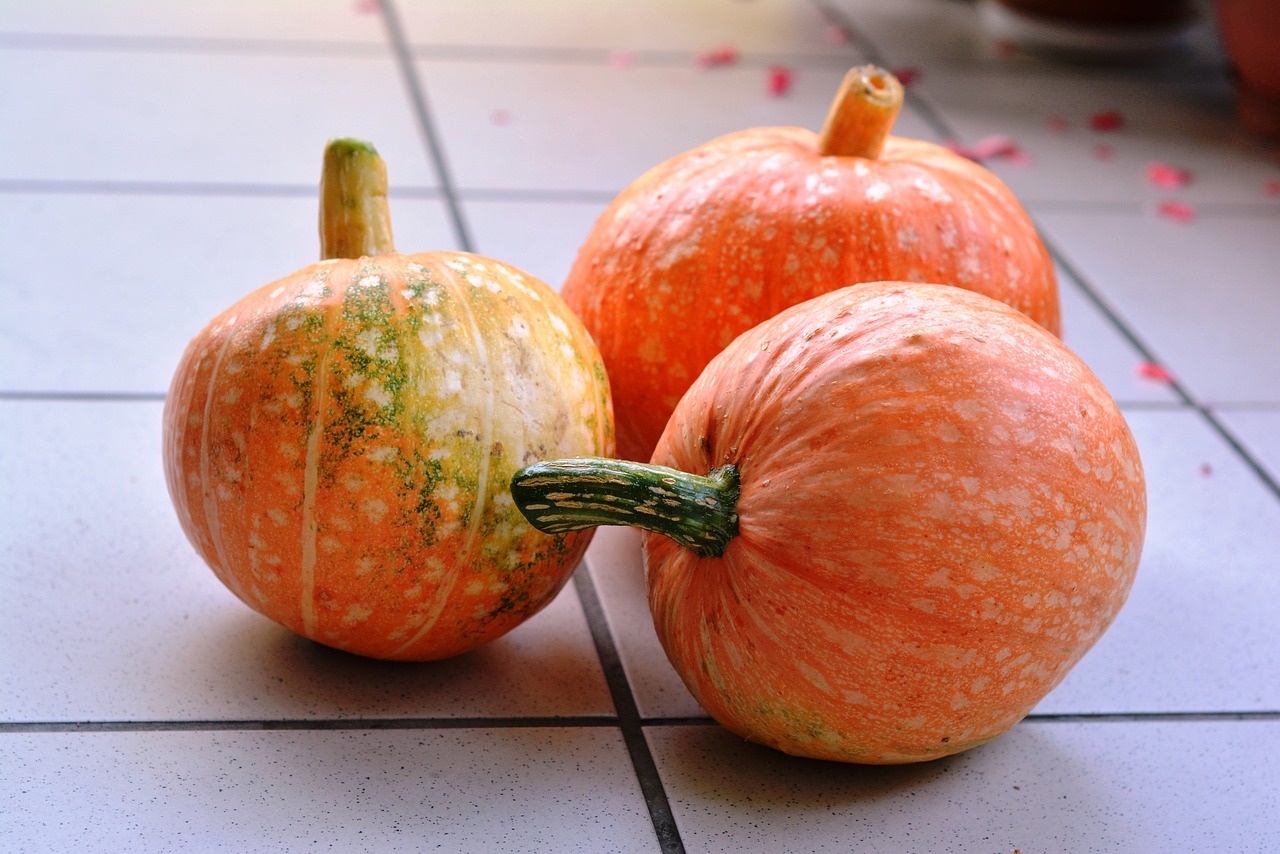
xmin=913 ymin=175 xmax=951 ymax=203
xmin=954 ymin=399 xmax=985 ymax=420
xmin=268 ymin=508 xmax=290 ymax=527
xmin=364 ymin=381 xmax=392 ymax=408
xmin=355 ymin=329 xmax=383 ymax=358
xmin=508 ymin=316 xmax=531 ymax=338
xmin=320 ymin=536 xmax=342 ymax=555
xmin=443 ymin=370 xmax=462 ymax=393
xmin=366 ymin=445 xmax=398 ymax=462
xmin=299 ymin=281 xmax=325 ymax=302
xmin=361 ymin=497 xmax=389 ymax=523
xmin=342 ymin=604 xmax=373 ymax=625
xmin=866 ymin=180 xmax=891 ymax=201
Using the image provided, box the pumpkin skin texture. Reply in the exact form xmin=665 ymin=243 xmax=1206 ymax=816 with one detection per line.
xmin=514 ymin=282 xmax=1143 ymax=763
xmin=561 ymin=66 xmax=1060 ymax=461
xmin=163 ymin=141 xmax=614 ymax=661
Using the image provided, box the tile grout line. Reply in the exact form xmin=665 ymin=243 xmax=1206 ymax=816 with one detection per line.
xmin=0 ymin=391 xmax=167 ymax=402
xmin=378 ymin=0 xmax=475 ymax=253
xmin=5 ymin=178 xmax=1277 ymax=218
xmin=573 ymin=570 xmax=686 ymax=854
xmin=0 ymin=717 xmax=622 ymax=734
xmin=1043 ymin=237 xmax=1280 ymax=501
xmin=6 ymin=709 xmax=1276 ymax=735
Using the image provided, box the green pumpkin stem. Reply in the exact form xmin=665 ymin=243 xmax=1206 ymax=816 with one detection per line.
xmin=511 ymin=457 xmax=741 ymax=558
xmin=818 ymin=65 xmax=904 ymax=159
xmin=319 ymin=137 xmax=396 ymax=260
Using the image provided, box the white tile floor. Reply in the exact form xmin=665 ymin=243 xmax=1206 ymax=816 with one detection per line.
xmin=2 ymin=1 xmax=1278 ymax=851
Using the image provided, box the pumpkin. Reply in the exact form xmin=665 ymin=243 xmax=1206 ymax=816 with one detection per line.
xmin=163 ymin=138 xmax=614 ymax=661
xmin=513 ymin=282 xmax=1143 ymax=763
xmin=562 ymin=65 xmax=1061 ymax=461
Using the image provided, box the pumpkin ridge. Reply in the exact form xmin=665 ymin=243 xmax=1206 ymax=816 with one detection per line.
xmin=197 ymin=313 xmax=241 ymax=585
xmin=389 ymin=259 xmax=496 ymax=657
xmin=298 ymin=279 xmax=342 ymax=638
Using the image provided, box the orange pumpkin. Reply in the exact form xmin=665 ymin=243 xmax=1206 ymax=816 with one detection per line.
xmin=163 ymin=139 xmax=614 ymax=661
xmin=514 ymin=282 xmax=1143 ymax=763
xmin=562 ymin=65 xmax=1060 ymax=462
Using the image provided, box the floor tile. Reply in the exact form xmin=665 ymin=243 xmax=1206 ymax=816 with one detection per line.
xmin=911 ymin=65 xmax=1277 ymax=206
xmin=586 ymin=527 xmax=706 ymax=721
xmin=398 ymin=0 xmax=853 ymax=57
xmin=0 ymin=0 xmax=387 ymax=42
xmin=0 ymin=48 xmax=436 ymax=186
xmin=0 ymin=400 xmax=614 ymax=721
xmin=1052 ymin=258 xmax=1181 ymax=406
xmin=1034 ymin=210 xmax=1280 ymax=404
xmin=415 ymin=59 xmax=948 ymax=195
xmin=462 ymin=196 xmax=610 ymax=291
xmin=0 ymin=192 xmax=457 ymax=394
xmin=647 ymin=719 xmax=1280 ymax=852
xmin=821 ymin=0 xmax=992 ymax=65
xmin=1214 ymin=407 xmax=1280 ymax=481
xmin=1 ymin=727 xmax=656 ymax=853
xmin=1035 ymin=408 xmax=1280 ymax=713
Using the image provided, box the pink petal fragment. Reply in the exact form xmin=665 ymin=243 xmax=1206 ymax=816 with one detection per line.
xmin=1089 ymin=110 xmax=1125 ymax=131
xmin=696 ymin=45 xmax=739 ymax=68
xmin=1147 ymin=161 xmax=1192 ymax=189
xmin=1157 ymin=199 xmax=1196 ymax=223
xmin=1093 ymin=144 xmax=1113 ymax=160
xmin=1136 ymin=362 xmax=1176 ymax=384
xmin=490 ymin=109 xmax=511 ymax=126
xmin=945 ymin=135 xmax=1025 ymax=164
xmin=1047 ymin=116 xmax=1069 ymax=133
xmin=1199 ymin=463 xmax=1213 ymax=477
xmin=767 ymin=65 xmax=793 ymax=97
xmin=354 ymin=0 xmax=380 ymax=12
xmin=1266 ymin=180 xmax=1280 ymax=197
xmin=608 ymin=50 xmax=635 ymax=69
xmin=893 ymin=67 xmax=921 ymax=87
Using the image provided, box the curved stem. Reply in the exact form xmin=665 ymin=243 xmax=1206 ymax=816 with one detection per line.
xmin=319 ymin=137 xmax=396 ymax=260
xmin=511 ymin=457 xmax=740 ymax=558
xmin=817 ymin=65 xmax=904 ymax=159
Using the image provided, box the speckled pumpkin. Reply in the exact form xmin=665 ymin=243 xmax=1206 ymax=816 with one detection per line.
xmin=163 ymin=139 xmax=613 ymax=661
xmin=561 ymin=65 xmax=1060 ymax=461
xmin=514 ymin=282 xmax=1143 ymax=763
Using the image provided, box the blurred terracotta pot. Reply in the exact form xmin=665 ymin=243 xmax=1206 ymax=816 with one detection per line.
xmin=1216 ymin=0 xmax=1280 ymax=137
xmin=997 ymin=0 xmax=1194 ymax=28
xmin=982 ymin=0 xmax=1197 ymax=62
